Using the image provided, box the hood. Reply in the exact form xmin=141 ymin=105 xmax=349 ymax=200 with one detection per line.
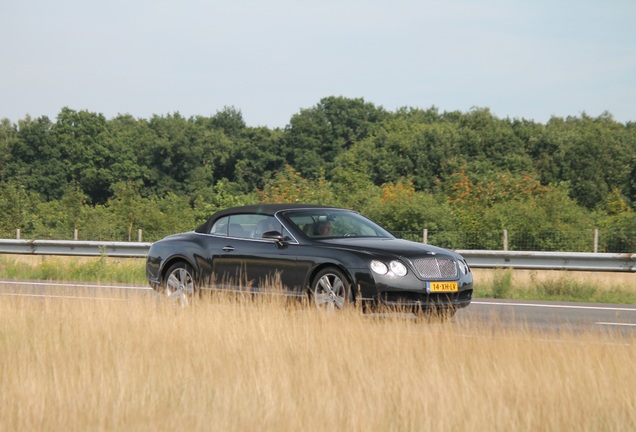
xmin=319 ymin=237 xmax=462 ymax=260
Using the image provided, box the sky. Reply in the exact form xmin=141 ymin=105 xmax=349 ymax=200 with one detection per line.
xmin=2 ymin=0 xmax=635 ymax=128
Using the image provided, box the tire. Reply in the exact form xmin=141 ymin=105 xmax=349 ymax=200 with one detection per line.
xmin=161 ymin=262 xmax=197 ymax=307
xmin=310 ymin=267 xmax=351 ymax=310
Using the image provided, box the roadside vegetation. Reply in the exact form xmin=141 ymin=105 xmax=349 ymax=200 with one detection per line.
xmin=0 ymin=255 xmax=146 ymax=285
xmin=472 ymin=268 xmax=636 ymax=304
xmin=1 ymin=255 xmax=634 ymax=304
xmin=1 ymin=97 xmax=635 ymax=251
xmin=1 ymin=294 xmax=634 ymax=431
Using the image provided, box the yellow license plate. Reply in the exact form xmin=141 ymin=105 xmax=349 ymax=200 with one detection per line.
xmin=427 ymin=282 xmax=458 ymax=293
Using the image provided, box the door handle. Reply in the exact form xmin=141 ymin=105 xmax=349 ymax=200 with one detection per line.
xmin=222 ymin=246 xmax=235 ymax=252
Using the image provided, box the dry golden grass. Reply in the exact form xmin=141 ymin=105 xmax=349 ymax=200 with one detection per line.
xmin=1 ymin=293 xmax=634 ymax=431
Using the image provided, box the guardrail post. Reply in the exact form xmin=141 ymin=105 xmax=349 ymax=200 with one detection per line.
xmin=16 ymin=229 xmax=20 ymax=240
xmin=74 ymin=229 xmax=79 ymax=241
xmin=593 ymin=228 xmax=599 ymax=253
xmin=138 ymin=229 xmax=143 ymax=242
xmin=422 ymin=228 xmax=428 ymax=244
xmin=503 ymin=230 xmax=508 ymax=251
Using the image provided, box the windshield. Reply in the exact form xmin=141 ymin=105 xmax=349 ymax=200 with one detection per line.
xmin=284 ymin=209 xmax=395 ymax=239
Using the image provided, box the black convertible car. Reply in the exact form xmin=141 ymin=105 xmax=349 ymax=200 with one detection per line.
xmin=146 ymin=204 xmax=473 ymax=314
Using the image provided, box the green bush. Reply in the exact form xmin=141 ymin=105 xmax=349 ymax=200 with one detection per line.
xmin=490 ymin=270 xmax=513 ymax=299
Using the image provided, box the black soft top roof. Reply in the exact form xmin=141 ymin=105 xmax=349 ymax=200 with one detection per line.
xmin=194 ymin=203 xmax=340 ymax=233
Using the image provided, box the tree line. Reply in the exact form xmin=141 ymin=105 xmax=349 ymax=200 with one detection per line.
xmin=1 ymin=97 xmax=635 ymax=251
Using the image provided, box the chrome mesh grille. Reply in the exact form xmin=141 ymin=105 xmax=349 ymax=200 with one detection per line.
xmin=412 ymin=257 xmax=457 ymax=279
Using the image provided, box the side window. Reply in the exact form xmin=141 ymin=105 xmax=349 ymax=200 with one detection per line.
xmin=210 ymin=214 xmax=294 ymax=241
xmin=251 ymin=216 xmax=280 ymax=239
xmin=281 ymin=227 xmax=294 ymax=242
xmin=210 ymin=215 xmax=252 ymax=238
xmin=210 ymin=216 xmax=230 ymax=236
xmin=227 ymin=215 xmax=251 ymax=238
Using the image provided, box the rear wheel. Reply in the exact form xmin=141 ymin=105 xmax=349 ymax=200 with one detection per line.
xmin=310 ymin=267 xmax=351 ymax=310
xmin=162 ymin=262 xmax=196 ymax=307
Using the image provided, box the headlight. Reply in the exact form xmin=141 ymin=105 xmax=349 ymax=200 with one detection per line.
xmin=389 ymin=261 xmax=407 ymax=277
xmin=457 ymin=260 xmax=468 ymax=275
xmin=370 ymin=260 xmax=388 ymax=275
xmin=370 ymin=260 xmax=407 ymax=277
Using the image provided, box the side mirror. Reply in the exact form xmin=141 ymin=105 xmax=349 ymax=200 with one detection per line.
xmin=262 ymin=230 xmax=287 ymax=248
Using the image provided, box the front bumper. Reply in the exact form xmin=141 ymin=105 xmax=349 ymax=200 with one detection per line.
xmin=355 ymin=269 xmax=473 ymax=310
xmin=378 ymin=288 xmax=473 ymax=308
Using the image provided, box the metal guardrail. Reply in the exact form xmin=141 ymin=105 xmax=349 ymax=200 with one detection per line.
xmin=0 ymin=239 xmax=634 ymax=272
xmin=457 ymin=250 xmax=636 ymax=272
xmin=0 ymin=239 xmax=152 ymax=258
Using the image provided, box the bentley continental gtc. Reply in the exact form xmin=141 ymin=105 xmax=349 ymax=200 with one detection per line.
xmin=146 ymin=204 xmax=473 ymax=315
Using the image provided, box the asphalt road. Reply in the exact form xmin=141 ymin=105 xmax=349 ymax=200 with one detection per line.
xmin=458 ymin=299 xmax=636 ymax=335
xmin=1 ymin=280 xmax=635 ymax=335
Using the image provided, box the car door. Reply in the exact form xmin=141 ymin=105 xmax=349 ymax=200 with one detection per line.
xmin=207 ymin=214 xmax=306 ymax=293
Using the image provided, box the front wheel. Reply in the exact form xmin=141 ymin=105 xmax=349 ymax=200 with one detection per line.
xmin=161 ymin=262 xmax=197 ymax=307
xmin=310 ymin=267 xmax=351 ymax=310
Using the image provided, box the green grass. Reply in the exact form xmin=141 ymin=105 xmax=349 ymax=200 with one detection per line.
xmin=473 ymin=269 xmax=636 ymax=304
xmin=0 ymin=255 xmax=147 ymax=285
